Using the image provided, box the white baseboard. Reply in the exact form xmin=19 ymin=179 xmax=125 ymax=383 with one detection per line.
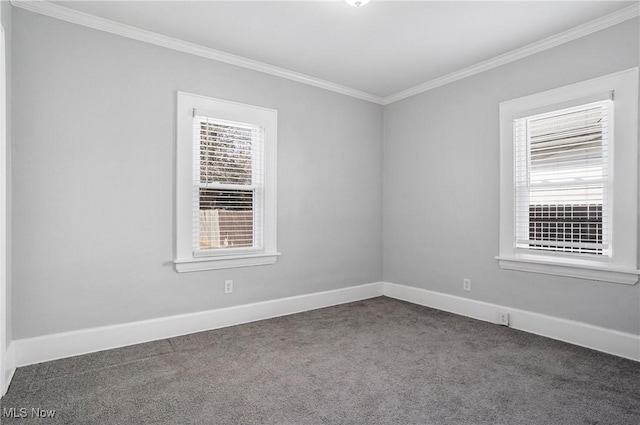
xmin=383 ymin=282 xmax=640 ymax=362
xmin=3 ymin=341 xmax=15 ymax=396
xmin=12 ymin=282 xmax=385 ymax=368
xmin=6 ymin=280 xmax=638 ymax=378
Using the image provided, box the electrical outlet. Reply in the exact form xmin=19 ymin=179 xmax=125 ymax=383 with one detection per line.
xmin=463 ymin=278 xmax=471 ymax=291
xmin=224 ymin=280 xmax=233 ymax=294
xmin=497 ymin=311 xmax=510 ymax=326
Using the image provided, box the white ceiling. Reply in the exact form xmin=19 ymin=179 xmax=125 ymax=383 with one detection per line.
xmin=52 ymin=1 xmax=636 ymax=99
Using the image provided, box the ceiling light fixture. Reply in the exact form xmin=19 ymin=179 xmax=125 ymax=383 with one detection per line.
xmin=345 ymin=0 xmax=370 ymax=7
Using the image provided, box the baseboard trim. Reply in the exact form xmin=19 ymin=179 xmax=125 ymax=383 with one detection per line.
xmin=383 ymin=282 xmax=640 ymax=362
xmin=8 ymin=281 xmax=638 ymax=372
xmin=12 ymin=282 xmax=385 ymax=368
xmin=3 ymin=341 xmax=15 ymax=396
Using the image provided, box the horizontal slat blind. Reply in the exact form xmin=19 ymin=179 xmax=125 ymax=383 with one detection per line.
xmin=515 ymin=100 xmax=612 ymax=256
xmin=193 ymin=114 xmax=264 ymax=252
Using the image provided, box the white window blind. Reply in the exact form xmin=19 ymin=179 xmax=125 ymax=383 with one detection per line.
xmin=514 ymin=100 xmax=612 ymax=256
xmin=193 ymin=113 xmax=265 ymax=254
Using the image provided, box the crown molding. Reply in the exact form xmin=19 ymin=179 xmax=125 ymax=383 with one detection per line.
xmin=10 ymin=0 xmax=385 ymax=105
xmin=382 ymin=3 xmax=640 ymax=105
xmin=10 ymin=1 xmax=640 ymax=106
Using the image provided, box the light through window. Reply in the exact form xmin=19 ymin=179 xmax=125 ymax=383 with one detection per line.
xmin=514 ymin=100 xmax=611 ymax=256
xmin=194 ymin=117 xmax=264 ymax=252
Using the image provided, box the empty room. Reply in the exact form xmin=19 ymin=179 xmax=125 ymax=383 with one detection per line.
xmin=0 ymin=0 xmax=639 ymax=423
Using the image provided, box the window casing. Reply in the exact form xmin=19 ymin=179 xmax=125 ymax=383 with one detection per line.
xmin=175 ymin=92 xmax=278 ymax=272
xmin=497 ymin=68 xmax=639 ymax=284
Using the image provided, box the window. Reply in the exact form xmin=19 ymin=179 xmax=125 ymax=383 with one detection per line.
xmin=515 ymin=100 xmax=611 ymax=256
xmin=175 ymin=92 xmax=278 ymax=272
xmin=497 ymin=68 xmax=639 ymax=284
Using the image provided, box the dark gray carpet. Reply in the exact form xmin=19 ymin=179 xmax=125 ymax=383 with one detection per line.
xmin=1 ymin=297 xmax=639 ymax=424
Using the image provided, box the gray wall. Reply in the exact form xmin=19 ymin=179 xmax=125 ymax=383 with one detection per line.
xmin=2 ymin=0 xmax=11 ymax=347
xmin=10 ymin=7 xmax=640 ymax=341
xmin=383 ymin=18 xmax=640 ymax=334
xmin=11 ymin=9 xmax=383 ymax=339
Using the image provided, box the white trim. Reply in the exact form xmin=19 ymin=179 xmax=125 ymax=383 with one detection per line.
xmin=4 ymin=342 xmax=15 ymax=395
xmin=11 ymin=282 xmax=385 ymax=367
xmin=10 ymin=1 xmax=639 ymax=106
xmin=383 ymin=282 xmax=640 ymax=362
xmin=496 ymin=256 xmax=639 ymax=285
xmin=8 ymin=281 xmax=638 ymax=372
xmin=382 ymin=3 xmax=640 ymax=105
xmin=174 ymin=252 xmax=280 ymax=272
xmin=10 ymin=0 xmax=384 ymax=105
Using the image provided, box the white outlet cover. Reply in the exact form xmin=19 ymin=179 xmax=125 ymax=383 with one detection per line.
xmin=497 ymin=311 xmax=510 ymax=326
xmin=463 ymin=279 xmax=471 ymax=291
xmin=224 ymin=280 xmax=233 ymax=294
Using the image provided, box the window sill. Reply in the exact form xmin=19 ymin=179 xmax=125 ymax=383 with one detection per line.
xmin=174 ymin=252 xmax=280 ymax=273
xmin=496 ymin=255 xmax=639 ymax=285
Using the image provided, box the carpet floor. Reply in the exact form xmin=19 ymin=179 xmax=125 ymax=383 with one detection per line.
xmin=1 ymin=296 xmax=639 ymax=424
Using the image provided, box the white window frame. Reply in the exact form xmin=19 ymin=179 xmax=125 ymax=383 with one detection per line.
xmin=497 ymin=68 xmax=639 ymax=285
xmin=175 ymin=92 xmax=279 ymax=272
